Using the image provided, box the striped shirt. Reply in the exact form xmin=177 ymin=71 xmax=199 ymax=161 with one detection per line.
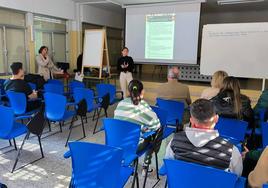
xmin=114 ymin=98 xmax=161 ymax=135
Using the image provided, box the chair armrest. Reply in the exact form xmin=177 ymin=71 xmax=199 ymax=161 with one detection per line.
xmin=66 ymin=102 xmax=76 ymax=107
xmin=142 ymin=131 xmax=156 ymax=139
xmin=63 ymin=151 xmax=71 ymax=159
xmin=15 ymin=115 xmax=33 ymax=121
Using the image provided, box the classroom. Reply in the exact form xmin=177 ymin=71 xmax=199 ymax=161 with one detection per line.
xmin=0 ymin=0 xmax=268 ymax=187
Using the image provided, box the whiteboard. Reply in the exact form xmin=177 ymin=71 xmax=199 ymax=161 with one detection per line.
xmin=82 ymin=30 xmax=104 ymax=68
xmin=200 ymin=23 xmax=268 ymax=79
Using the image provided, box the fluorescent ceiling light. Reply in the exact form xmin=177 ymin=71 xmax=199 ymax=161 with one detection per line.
xmin=217 ymin=0 xmax=265 ymax=5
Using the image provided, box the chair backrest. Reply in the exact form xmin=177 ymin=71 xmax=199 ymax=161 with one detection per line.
xmin=164 ymin=159 xmax=238 ymax=188
xmin=27 ymin=110 xmax=46 ymax=136
xmin=73 ymin=88 xmax=94 ymax=111
xmin=44 ymin=83 xmax=64 ymax=95
xmin=151 ymin=106 xmax=167 ymax=127
xmin=69 ymin=80 xmax=85 ymax=94
xmin=215 ymin=117 xmax=248 ymax=142
xmin=6 ymin=91 xmax=27 ymax=115
xmin=0 ymin=105 xmax=15 ymax=137
xmin=263 ymin=184 xmax=268 ymax=188
xmin=0 ymin=79 xmax=6 ymax=95
xmin=261 ymin=122 xmax=268 ymax=148
xmin=103 ymin=118 xmax=141 ymax=161
xmin=68 ymin=142 xmax=123 ymax=188
xmin=97 ymin=83 xmax=116 ymax=104
xmin=44 ymin=92 xmax=66 ymax=121
xmin=156 ymin=98 xmax=185 ymax=124
xmin=47 ymin=79 xmax=63 ymax=85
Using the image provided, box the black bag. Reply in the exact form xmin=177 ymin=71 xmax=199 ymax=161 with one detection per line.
xmin=76 ymin=99 xmax=87 ymax=117
xmin=24 ymin=74 xmax=46 ymax=90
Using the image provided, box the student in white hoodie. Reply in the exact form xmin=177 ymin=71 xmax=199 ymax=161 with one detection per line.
xmin=165 ymin=99 xmax=243 ymax=176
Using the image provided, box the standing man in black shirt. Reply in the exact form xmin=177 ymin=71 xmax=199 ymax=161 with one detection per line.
xmin=4 ymin=62 xmax=41 ymax=112
xmin=117 ymin=47 xmax=134 ymax=98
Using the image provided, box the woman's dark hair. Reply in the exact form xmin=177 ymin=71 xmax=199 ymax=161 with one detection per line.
xmin=122 ymin=47 xmax=129 ymax=52
xmin=39 ymin=46 xmax=48 ymax=54
xmin=128 ymin=80 xmax=143 ymax=105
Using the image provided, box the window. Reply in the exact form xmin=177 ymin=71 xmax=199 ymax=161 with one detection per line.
xmin=0 ymin=9 xmax=27 ymax=74
xmin=34 ymin=15 xmax=67 ymax=64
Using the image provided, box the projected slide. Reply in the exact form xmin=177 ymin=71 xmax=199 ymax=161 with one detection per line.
xmin=145 ymin=13 xmax=175 ymax=60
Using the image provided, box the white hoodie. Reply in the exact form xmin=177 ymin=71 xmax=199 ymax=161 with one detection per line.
xmin=165 ymin=127 xmax=243 ymax=176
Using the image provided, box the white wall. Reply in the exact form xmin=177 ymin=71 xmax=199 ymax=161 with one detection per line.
xmin=0 ymin=0 xmax=75 ymax=20
xmin=81 ymin=5 xmax=124 ymax=29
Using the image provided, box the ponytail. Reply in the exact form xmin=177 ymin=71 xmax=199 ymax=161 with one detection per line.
xmin=128 ymin=80 xmax=143 ymax=105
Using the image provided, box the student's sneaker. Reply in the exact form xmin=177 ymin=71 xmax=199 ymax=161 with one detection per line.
xmin=141 ymin=165 xmax=154 ymax=177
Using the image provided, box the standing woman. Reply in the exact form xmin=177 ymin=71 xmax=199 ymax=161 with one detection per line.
xmin=117 ymin=47 xmax=134 ymax=98
xmin=36 ymin=46 xmax=63 ymax=81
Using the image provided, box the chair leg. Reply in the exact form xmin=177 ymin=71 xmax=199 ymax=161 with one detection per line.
xmin=38 ymin=136 xmax=44 ymax=158
xmin=59 ymin=122 xmax=63 ymax=133
xmin=93 ymin=108 xmax=101 ymax=134
xmin=92 ymin=109 xmax=97 ymax=121
xmin=155 ymin=152 xmax=160 ymax=180
xmin=142 ymin=165 xmax=149 ymax=188
xmin=65 ymin=117 xmax=75 ymax=147
xmin=13 ymin=138 xmax=17 ymax=151
xmin=104 ymin=109 xmax=108 ymax=118
xmin=131 ymin=159 xmax=139 ymax=188
xmin=81 ymin=116 xmax=86 ymax=138
xmin=12 ymin=132 xmax=29 ymax=173
xmin=165 ymin=179 xmax=167 ymax=188
xmin=47 ymin=120 xmax=52 ymax=132
xmin=9 ymin=140 xmax=12 ymax=146
xmin=85 ymin=114 xmax=88 ymax=124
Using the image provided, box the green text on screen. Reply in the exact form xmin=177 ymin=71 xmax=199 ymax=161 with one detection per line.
xmin=145 ymin=13 xmax=175 ymax=60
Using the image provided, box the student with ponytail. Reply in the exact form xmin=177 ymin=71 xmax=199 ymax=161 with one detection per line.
xmin=114 ymin=80 xmax=161 ymax=174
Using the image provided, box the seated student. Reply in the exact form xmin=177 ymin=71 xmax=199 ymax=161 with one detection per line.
xmin=4 ymin=62 xmax=41 ymax=112
xmin=201 ymin=70 xmax=228 ymax=100
xmin=248 ymin=147 xmax=268 ymax=188
xmin=165 ymin=99 xmax=243 ymax=176
xmin=156 ymin=66 xmax=191 ymax=106
xmin=114 ymin=80 xmax=161 ymax=174
xmin=211 ymin=76 xmax=254 ymax=127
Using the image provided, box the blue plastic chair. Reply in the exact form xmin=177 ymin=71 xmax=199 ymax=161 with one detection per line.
xmin=47 ymin=79 xmax=63 ymax=85
xmin=215 ymin=117 xmax=248 ymax=145
xmin=44 ymin=92 xmax=76 ymax=134
xmin=0 ymin=105 xmax=28 ymax=172
xmin=6 ymin=91 xmax=39 ymax=117
xmin=103 ymin=118 xmax=141 ymax=166
xmin=103 ymin=118 xmax=140 ymax=188
xmin=151 ymin=106 xmax=175 ymax=139
xmin=96 ymin=83 xmax=123 ymax=105
xmin=65 ymin=142 xmax=133 ymax=188
xmin=261 ymin=122 xmax=268 ymax=148
xmin=263 ymin=184 xmax=268 ymax=188
xmin=69 ymin=80 xmax=85 ymax=94
xmin=44 ymin=83 xmax=65 ymax=95
xmin=164 ymin=159 xmax=245 ymax=188
xmin=156 ymin=98 xmax=184 ymax=128
xmin=73 ymin=87 xmax=99 ymax=114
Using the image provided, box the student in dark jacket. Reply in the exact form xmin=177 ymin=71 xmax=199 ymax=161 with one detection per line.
xmin=165 ymin=99 xmax=242 ymax=176
xmin=4 ymin=62 xmax=41 ymax=112
xmin=211 ymin=76 xmax=254 ymax=127
xmin=117 ymin=47 xmax=134 ymax=98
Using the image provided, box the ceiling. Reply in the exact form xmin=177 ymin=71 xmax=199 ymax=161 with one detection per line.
xmin=72 ymin=0 xmax=268 ymax=12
